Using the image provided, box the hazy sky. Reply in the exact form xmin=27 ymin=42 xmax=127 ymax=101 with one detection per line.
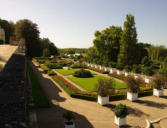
xmin=0 ymin=0 xmax=167 ymax=48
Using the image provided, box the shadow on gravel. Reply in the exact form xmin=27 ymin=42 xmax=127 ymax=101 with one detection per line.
xmin=134 ymin=100 xmax=167 ymax=109
xmin=105 ymin=104 xmax=150 ymax=117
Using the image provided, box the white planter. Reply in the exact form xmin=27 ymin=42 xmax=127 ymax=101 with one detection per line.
xmin=110 ymin=69 xmax=114 ymax=74
xmin=104 ymin=67 xmax=108 ymax=71
xmin=145 ymin=78 xmax=150 ymax=83
xmin=127 ymin=92 xmax=138 ymax=101
xmin=153 ymin=88 xmax=163 ymax=97
xmin=125 ymin=72 xmax=129 ymax=77
xmin=87 ymin=63 xmax=90 ymax=66
xmin=95 ymin=65 xmax=98 ymax=69
xmin=98 ymin=95 xmax=109 ymax=105
xmin=114 ymin=116 xmax=126 ymax=126
xmin=99 ymin=66 xmax=102 ymax=70
xmin=65 ymin=122 xmax=75 ymax=128
xmin=134 ymin=75 xmax=138 ymax=79
xmin=117 ymin=71 xmax=122 ymax=75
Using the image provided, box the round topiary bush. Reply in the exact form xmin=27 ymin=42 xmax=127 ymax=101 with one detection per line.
xmin=114 ymin=104 xmax=128 ymax=118
xmin=73 ymin=69 xmax=93 ymax=78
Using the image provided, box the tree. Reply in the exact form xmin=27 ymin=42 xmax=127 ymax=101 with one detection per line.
xmin=0 ymin=19 xmax=14 ymax=44
xmin=40 ymin=38 xmax=58 ymax=56
xmin=118 ymin=14 xmax=138 ymax=66
xmin=93 ymin=26 xmax=122 ymax=62
xmin=15 ymin=19 xmax=40 ymax=57
xmin=43 ymin=48 xmax=50 ymax=57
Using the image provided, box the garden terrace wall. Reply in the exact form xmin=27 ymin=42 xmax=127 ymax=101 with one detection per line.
xmin=0 ymin=51 xmax=28 ymax=127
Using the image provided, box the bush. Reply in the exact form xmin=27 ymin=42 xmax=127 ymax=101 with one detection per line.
xmin=142 ymin=66 xmax=154 ymax=76
xmin=159 ymin=67 xmax=167 ymax=77
xmin=108 ymin=61 xmax=117 ymax=68
xmin=70 ymin=64 xmax=87 ymax=69
xmin=132 ymin=65 xmax=141 ymax=73
xmin=37 ymin=60 xmax=46 ymax=64
xmin=74 ymin=69 xmax=93 ymax=78
xmin=95 ymin=78 xmax=115 ymax=97
xmin=114 ymin=104 xmax=128 ymax=118
xmin=63 ymin=111 xmax=75 ymax=122
xmin=116 ymin=64 xmax=124 ymax=70
xmin=124 ymin=65 xmax=132 ymax=72
xmin=102 ymin=71 xmax=109 ymax=74
xmin=50 ymin=59 xmax=57 ymax=63
xmin=141 ymin=56 xmax=152 ymax=66
xmin=48 ymin=71 xmax=56 ymax=76
xmin=151 ymin=74 xmax=165 ymax=89
xmin=47 ymin=64 xmax=62 ymax=69
xmin=125 ymin=76 xmax=140 ymax=93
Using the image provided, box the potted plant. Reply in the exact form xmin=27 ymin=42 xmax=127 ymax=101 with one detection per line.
xmin=151 ymin=74 xmax=165 ymax=97
xmin=114 ymin=104 xmax=128 ymax=126
xmin=95 ymin=78 xmax=114 ymax=105
xmin=125 ymin=76 xmax=140 ymax=101
xmin=63 ymin=111 xmax=75 ymax=128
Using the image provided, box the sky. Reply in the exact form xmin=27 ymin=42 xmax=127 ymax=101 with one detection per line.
xmin=0 ymin=0 xmax=167 ymax=48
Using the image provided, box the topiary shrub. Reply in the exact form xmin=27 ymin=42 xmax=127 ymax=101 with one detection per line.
xmin=151 ymin=74 xmax=165 ymax=90
xmin=73 ymin=69 xmax=93 ymax=78
xmin=95 ymin=78 xmax=115 ymax=97
xmin=125 ymin=76 xmax=141 ymax=93
xmin=114 ymin=104 xmax=128 ymax=118
xmin=142 ymin=66 xmax=154 ymax=76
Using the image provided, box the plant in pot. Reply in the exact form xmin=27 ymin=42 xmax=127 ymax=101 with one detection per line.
xmin=95 ymin=78 xmax=114 ymax=105
xmin=125 ymin=76 xmax=140 ymax=101
xmin=151 ymin=74 xmax=165 ymax=97
xmin=114 ymin=104 xmax=128 ymax=126
xmin=63 ymin=111 xmax=75 ymax=128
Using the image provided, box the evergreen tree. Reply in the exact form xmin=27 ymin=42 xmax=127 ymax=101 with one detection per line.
xmin=118 ymin=14 xmax=138 ymax=66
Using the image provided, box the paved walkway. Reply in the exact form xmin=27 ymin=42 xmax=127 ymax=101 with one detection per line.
xmin=0 ymin=45 xmax=18 ymax=71
xmin=32 ymin=62 xmax=167 ymax=128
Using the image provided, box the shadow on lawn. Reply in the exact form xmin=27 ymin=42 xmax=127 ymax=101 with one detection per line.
xmin=33 ymin=63 xmax=94 ymax=128
xmin=134 ymin=100 xmax=167 ymax=109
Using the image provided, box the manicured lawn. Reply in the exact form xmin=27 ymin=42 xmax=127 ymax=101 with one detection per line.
xmin=68 ymin=75 xmax=127 ymax=92
xmin=55 ymin=69 xmax=80 ymax=76
xmin=55 ymin=69 xmax=96 ymax=76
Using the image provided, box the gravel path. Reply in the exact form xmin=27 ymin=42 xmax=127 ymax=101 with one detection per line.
xmin=32 ymin=62 xmax=167 ymax=128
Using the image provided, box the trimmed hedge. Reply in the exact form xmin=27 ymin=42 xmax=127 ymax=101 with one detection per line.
xmin=73 ymin=69 xmax=93 ymax=78
xmin=47 ymin=64 xmax=62 ymax=69
xmin=70 ymin=64 xmax=87 ymax=69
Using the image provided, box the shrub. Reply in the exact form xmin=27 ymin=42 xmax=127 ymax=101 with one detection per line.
xmin=70 ymin=64 xmax=87 ymax=69
xmin=151 ymin=74 xmax=165 ymax=90
xmin=48 ymin=71 xmax=56 ymax=76
xmin=132 ymin=65 xmax=141 ymax=73
xmin=142 ymin=66 xmax=154 ymax=76
xmin=73 ymin=69 xmax=93 ymax=78
xmin=114 ymin=104 xmax=128 ymax=118
xmin=124 ymin=65 xmax=132 ymax=72
xmin=159 ymin=67 xmax=167 ymax=77
xmin=95 ymin=78 xmax=115 ymax=97
xmin=47 ymin=64 xmax=62 ymax=69
xmin=125 ymin=76 xmax=140 ymax=93
xmin=63 ymin=111 xmax=75 ymax=122
xmin=116 ymin=64 xmax=124 ymax=70
xmin=108 ymin=61 xmax=116 ymax=68
xmin=102 ymin=71 xmax=109 ymax=74
xmin=50 ymin=59 xmax=57 ymax=63
xmin=37 ymin=60 xmax=46 ymax=64
xmin=141 ymin=56 xmax=152 ymax=66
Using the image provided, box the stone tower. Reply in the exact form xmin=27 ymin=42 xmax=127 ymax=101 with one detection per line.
xmin=0 ymin=26 xmax=5 ymax=44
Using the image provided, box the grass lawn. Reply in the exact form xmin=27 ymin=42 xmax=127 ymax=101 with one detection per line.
xmin=55 ymin=69 xmax=96 ymax=76
xmin=68 ymin=75 xmax=127 ymax=92
xmin=55 ymin=69 xmax=80 ymax=75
